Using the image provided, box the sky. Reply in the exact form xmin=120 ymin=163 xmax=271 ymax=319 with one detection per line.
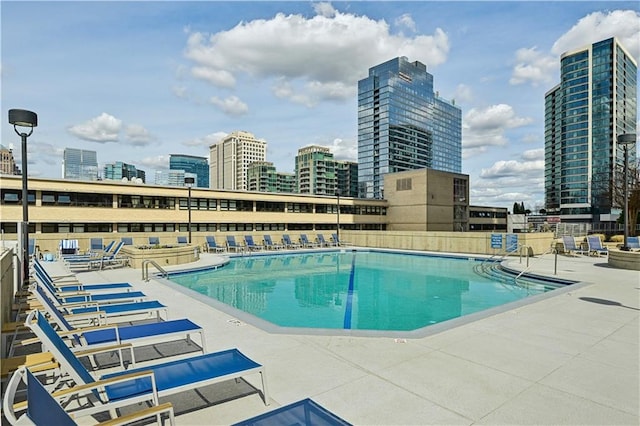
xmin=1 ymin=1 xmax=639 ymax=211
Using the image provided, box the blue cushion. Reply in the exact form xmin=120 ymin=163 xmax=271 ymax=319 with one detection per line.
xmin=83 ymin=319 xmax=200 ymax=345
xmin=233 ymin=398 xmax=352 ymax=426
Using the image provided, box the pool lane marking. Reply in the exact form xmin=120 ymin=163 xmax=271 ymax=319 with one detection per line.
xmin=343 ymin=253 xmax=357 ymax=329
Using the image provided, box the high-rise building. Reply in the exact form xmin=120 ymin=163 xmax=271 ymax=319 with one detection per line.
xmin=103 ymin=161 xmax=145 ymax=183
xmin=0 ymin=144 xmax=19 ymax=175
xmin=209 ymin=131 xmax=267 ymax=190
xmin=154 ymin=169 xmax=197 ymax=187
xmin=336 ymin=160 xmax=358 ymax=198
xmin=169 ymin=154 xmax=209 ymax=188
xmin=544 ymin=37 xmax=637 ymax=225
xmin=247 ymin=161 xmax=297 ymax=194
xmin=295 ymin=145 xmax=337 ymax=195
xmin=63 ymin=148 xmax=98 ymax=181
xmin=357 ymin=57 xmax=462 ymax=199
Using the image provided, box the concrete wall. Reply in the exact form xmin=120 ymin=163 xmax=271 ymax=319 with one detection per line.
xmin=1 ymin=247 xmax=15 ymax=341
xmin=341 ymin=230 xmax=555 ymax=256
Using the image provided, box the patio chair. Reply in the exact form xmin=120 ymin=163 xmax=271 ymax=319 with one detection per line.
xmin=23 ymin=310 xmax=268 ymax=419
xmin=3 ymin=366 xmax=176 ymax=426
xmin=263 ymin=235 xmax=283 ymax=250
xmin=316 ymin=234 xmax=333 ymax=247
xmin=59 ymin=239 xmax=79 ymax=256
xmin=89 ymin=237 xmax=104 ymax=252
xmin=627 ymin=236 xmax=640 ymax=250
xmin=282 ymin=234 xmax=301 ymax=249
xmin=561 ymin=236 xmax=587 ymax=256
xmin=148 ymin=236 xmax=160 ymax=246
xmin=233 ymin=398 xmax=351 ymax=426
xmin=13 ymin=284 xmax=205 ymax=366
xmin=226 ymin=235 xmax=243 ymax=252
xmin=33 ymin=258 xmax=133 ymax=293
xmin=177 ymin=236 xmax=188 ymax=244
xmin=586 ymin=235 xmax=608 ymax=256
xmin=121 ymin=236 xmax=134 ymax=246
xmin=28 ymin=238 xmax=37 ymax=260
xmin=205 ymin=235 xmax=225 ymax=253
xmin=244 ymin=235 xmax=263 ymax=251
xmin=299 ymin=234 xmax=318 ymax=248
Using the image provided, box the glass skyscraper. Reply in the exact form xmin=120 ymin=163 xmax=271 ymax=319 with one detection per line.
xmin=63 ymin=148 xmax=98 ymax=181
xmin=545 ymin=37 xmax=637 ymax=224
xmin=169 ymin=154 xmax=209 ymax=188
xmin=357 ymin=57 xmax=462 ymax=199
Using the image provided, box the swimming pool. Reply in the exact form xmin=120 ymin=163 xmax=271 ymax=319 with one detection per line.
xmin=168 ymin=250 xmax=570 ymax=334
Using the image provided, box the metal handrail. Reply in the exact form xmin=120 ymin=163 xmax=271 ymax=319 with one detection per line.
xmin=514 ymin=246 xmax=556 ymax=282
xmin=142 ymin=259 xmax=168 ymax=282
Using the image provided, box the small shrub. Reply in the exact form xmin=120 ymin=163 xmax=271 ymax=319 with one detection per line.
xmin=610 ymin=235 xmax=624 ymax=243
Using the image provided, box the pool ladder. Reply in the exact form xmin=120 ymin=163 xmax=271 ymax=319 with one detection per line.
xmin=142 ymin=259 xmax=168 ymax=282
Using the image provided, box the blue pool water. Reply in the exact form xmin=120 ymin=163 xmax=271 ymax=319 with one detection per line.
xmin=169 ymin=250 xmax=562 ymax=332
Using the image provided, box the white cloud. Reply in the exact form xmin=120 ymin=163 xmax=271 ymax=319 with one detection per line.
xmin=520 ymin=148 xmax=544 ymax=161
xmin=453 ymin=84 xmax=473 ymax=103
xmin=67 ymin=113 xmax=122 ymax=142
xmin=395 ymin=13 xmax=416 ymax=33
xmin=510 ymin=9 xmax=640 ymax=86
xmin=209 ymin=95 xmax=249 ymax=116
xmin=480 ymin=159 xmax=544 ymax=178
xmin=125 ymin=124 xmax=154 ymax=146
xmin=139 ymin=154 xmax=169 ymax=169
xmin=462 ymin=104 xmax=532 ymax=150
xmin=29 ymin=142 xmax=64 ymax=166
xmin=183 ymin=131 xmax=228 ymax=147
xmin=329 ymin=138 xmax=357 ymax=161
xmin=183 ymin=6 xmax=450 ymax=106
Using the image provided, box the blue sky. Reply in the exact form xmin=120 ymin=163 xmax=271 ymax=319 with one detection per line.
xmin=2 ymin=1 xmax=639 ymax=210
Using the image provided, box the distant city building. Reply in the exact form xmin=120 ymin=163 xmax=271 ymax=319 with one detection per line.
xmin=155 ymin=170 xmax=197 ymax=187
xmin=336 ymin=160 xmax=358 ymax=198
xmin=358 ymin=56 xmax=462 ymax=199
xmin=209 ymin=131 xmax=267 ymax=190
xmin=103 ymin=161 xmax=145 ymax=183
xmin=63 ymin=148 xmax=98 ymax=181
xmin=295 ymin=145 xmax=336 ymax=195
xmin=544 ymin=37 xmax=637 ymax=225
xmin=169 ymin=154 xmax=209 ymax=188
xmin=0 ymin=144 xmax=19 ymax=175
xmin=247 ymin=161 xmax=296 ymax=193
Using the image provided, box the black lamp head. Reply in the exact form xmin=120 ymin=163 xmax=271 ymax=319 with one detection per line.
xmin=8 ymin=109 xmax=38 ymax=128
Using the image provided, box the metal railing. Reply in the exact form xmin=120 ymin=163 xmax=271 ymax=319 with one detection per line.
xmin=142 ymin=259 xmax=168 ymax=282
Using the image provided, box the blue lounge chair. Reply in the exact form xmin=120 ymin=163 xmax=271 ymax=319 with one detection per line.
xmin=227 ymin=235 xmax=243 ymax=252
xmin=627 ymin=236 xmax=640 ymax=250
xmin=34 ymin=272 xmax=146 ymax=305
xmin=66 ymin=241 xmax=128 ymax=271
xmin=244 ymin=235 xmax=263 ymax=251
xmin=299 ymin=234 xmax=318 ymax=248
xmin=177 ymin=236 xmax=188 ymax=244
xmin=121 ymin=236 xmax=134 ymax=245
xmin=33 ymin=258 xmax=133 ymax=293
xmin=3 ymin=367 xmax=176 ymax=425
xmin=234 ymin=398 xmax=351 ymax=426
xmin=205 ymin=235 xmax=225 ymax=253
xmin=148 ymin=236 xmax=160 ymax=246
xmin=263 ymin=235 xmax=283 ymax=250
xmin=561 ymin=236 xmax=587 ymax=256
xmin=24 ymin=310 xmax=268 ymax=419
xmin=317 ymin=234 xmax=333 ymax=247
xmin=89 ymin=237 xmax=103 ymax=252
xmin=586 ymin=235 xmax=608 ymax=256
xmin=28 ymin=238 xmax=37 ymax=259
xmin=282 ymin=234 xmax=301 ymax=249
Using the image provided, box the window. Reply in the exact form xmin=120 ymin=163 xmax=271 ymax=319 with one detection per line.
xmin=396 ymin=177 xmax=412 ymax=191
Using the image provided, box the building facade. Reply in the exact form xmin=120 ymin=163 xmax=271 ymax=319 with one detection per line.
xmin=209 ymin=131 xmax=267 ymax=191
xmin=63 ymin=148 xmax=98 ymax=181
xmin=0 ymin=144 xmax=19 ymax=175
xmin=169 ymin=154 xmax=209 ymax=188
xmin=103 ymin=161 xmax=145 ymax=183
xmin=336 ymin=160 xmax=358 ymax=198
xmin=545 ymin=37 xmax=637 ymax=225
xmin=383 ymin=168 xmax=469 ymax=232
xmin=358 ymin=57 xmax=462 ymax=199
xmin=247 ymin=161 xmax=278 ymax=193
xmin=295 ymin=146 xmax=337 ymax=195
xmin=155 ymin=170 xmax=197 ymax=187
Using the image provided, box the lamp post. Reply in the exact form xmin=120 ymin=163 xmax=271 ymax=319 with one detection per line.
xmin=184 ymin=177 xmax=195 ymax=244
xmin=8 ymin=109 xmax=38 ymax=287
xmin=618 ymin=133 xmax=637 ymax=251
xmin=336 ymin=191 xmax=340 ymax=242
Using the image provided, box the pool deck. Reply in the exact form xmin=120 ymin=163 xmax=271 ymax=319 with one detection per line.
xmin=44 ymin=249 xmax=638 ymax=425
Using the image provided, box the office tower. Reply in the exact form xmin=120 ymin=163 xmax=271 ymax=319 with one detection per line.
xmin=169 ymin=154 xmax=209 ymax=188
xmin=103 ymin=161 xmax=145 ymax=183
xmin=247 ymin=161 xmax=277 ymax=192
xmin=357 ymin=56 xmax=462 ymax=199
xmin=276 ymin=172 xmax=296 ymax=193
xmin=295 ymin=145 xmax=336 ymax=195
xmin=336 ymin=160 xmax=358 ymax=198
xmin=154 ymin=170 xmax=196 ymax=187
xmin=209 ymin=131 xmax=267 ymax=190
xmin=0 ymin=144 xmax=19 ymax=175
xmin=545 ymin=37 xmax=637 ymax=225
xmin=63 ymin=148 xmax=98 ymax=181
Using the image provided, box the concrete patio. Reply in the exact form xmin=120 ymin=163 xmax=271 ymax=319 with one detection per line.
xmin=41 ymin=250 xmax=639 ymax=425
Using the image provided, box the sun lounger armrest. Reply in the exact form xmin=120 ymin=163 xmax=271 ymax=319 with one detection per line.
xmin=64 ymin=311 xmax=108 ymax=325
xmin=72 ymin=342 xmax=133 ymax=357
xmin=98 ymin=402 xmax=175 ymax=426
xmin=55 ymin=290 xmax=90 ymax=297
